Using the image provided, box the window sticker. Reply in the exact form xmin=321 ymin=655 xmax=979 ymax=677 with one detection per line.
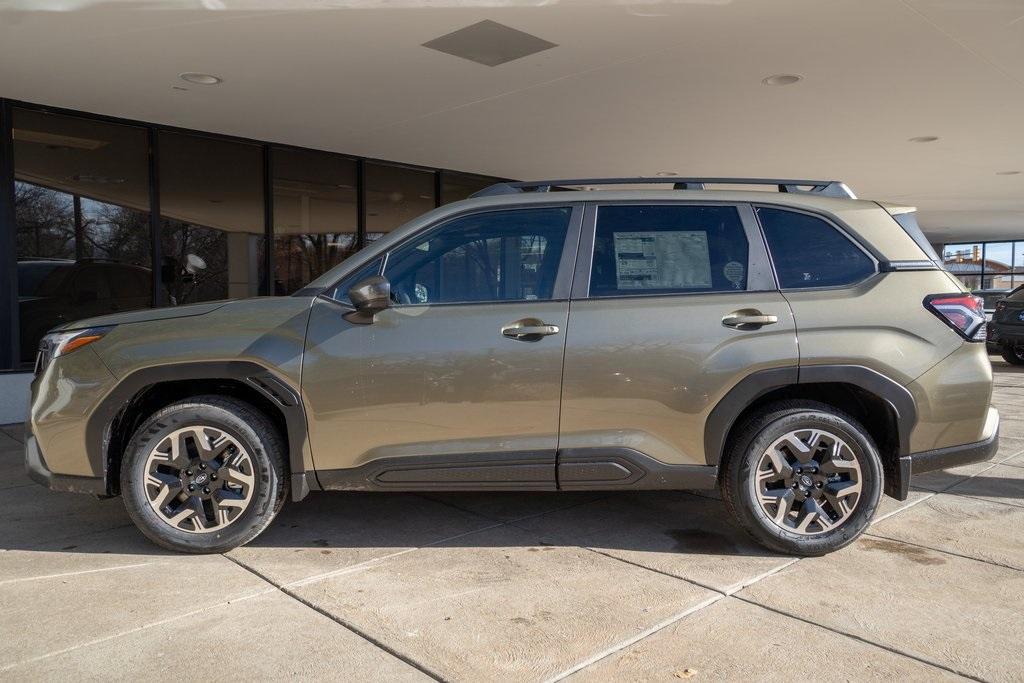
xmin=613 ymin=231 xmax=712 ymax=289
xmin=723 ymin=261 xmax=745 ymax=289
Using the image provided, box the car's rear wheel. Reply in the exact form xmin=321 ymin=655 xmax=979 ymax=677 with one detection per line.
xmin=721 ymin=400 xmax=883 ymax=556
xmin=1000 ymin=343 xmax=1024 ymax=365
xmin=121 ymin=396 xmax=286 ymax=553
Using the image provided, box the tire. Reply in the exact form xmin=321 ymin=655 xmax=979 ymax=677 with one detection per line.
xmin=720 ymin=400 xmax=883 ymax=556
xmin=1000 ymin=343 xmax=1024 ymax=365
xmin=121 ymin=395 xmax=286 ymax=554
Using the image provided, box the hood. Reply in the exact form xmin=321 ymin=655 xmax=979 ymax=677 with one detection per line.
xmin=55 ymin=300 xmax=232 ymax=331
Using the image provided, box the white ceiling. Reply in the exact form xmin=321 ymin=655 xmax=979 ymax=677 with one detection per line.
xmin=1 ymin=0 xmax=1022 ymax=242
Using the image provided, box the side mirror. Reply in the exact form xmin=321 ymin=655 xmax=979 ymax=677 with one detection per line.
xmin=344 ymin=276 xmax=391 ymax=324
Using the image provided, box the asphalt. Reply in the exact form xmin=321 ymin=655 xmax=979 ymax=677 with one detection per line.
xmin=1 ymin=359 xmax=1022 ymax=681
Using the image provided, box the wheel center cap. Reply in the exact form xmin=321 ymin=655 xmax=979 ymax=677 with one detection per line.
xmin=193 ymin=472 xmax=209 ymax=486
xmin=799 ymin=474 xmax=814 ymax=488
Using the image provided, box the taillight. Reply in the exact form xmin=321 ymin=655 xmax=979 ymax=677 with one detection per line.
xmin=924 ymin=294 xmax=986 ymax=342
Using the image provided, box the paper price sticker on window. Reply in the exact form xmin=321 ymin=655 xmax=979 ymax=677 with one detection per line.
xmin=613 ymin=231 xmax=712 ymax=290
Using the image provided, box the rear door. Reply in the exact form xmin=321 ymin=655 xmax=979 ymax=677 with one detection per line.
xmin=558 ymin=202 xmax=798 ymax=476
xmin=303 ymin=204 xmax=582 ymax=490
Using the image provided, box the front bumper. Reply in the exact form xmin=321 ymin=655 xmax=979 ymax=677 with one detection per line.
xmin=25 ymin=430 xmax=108 ymax=496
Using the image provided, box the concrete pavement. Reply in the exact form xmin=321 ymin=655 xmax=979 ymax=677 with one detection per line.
xmin=0 ymin=360 xmax=1022 ymax=681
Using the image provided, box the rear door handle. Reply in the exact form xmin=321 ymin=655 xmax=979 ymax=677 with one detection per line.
xmin=722 ymin=310 xmax=779 ymax=329
xmin=501 ymin=318 xmax=560 ymax=341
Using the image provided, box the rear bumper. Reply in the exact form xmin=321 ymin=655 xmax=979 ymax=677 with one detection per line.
xmin=909 ymin=428 xmax=999 ymax=475
xmin=993 ymin=325 xmax=1024 ymax=345
xmin=25 ymin=430 xmax=108 ymax=496
xmin=890 ymin=407 xmax=999 ymax=500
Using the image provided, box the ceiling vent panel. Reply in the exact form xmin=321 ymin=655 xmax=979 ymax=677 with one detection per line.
xmin=422 ymin=20 xmax=557 ymax=67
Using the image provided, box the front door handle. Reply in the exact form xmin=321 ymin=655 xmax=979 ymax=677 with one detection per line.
xmin=501 ymin=318 xmax=560 ymax=342
xmin=722 ymin=309 xmax=779 ymax=329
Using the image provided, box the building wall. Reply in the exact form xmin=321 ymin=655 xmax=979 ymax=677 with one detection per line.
xmin=0 ymin=97 xmax=505 ymax=423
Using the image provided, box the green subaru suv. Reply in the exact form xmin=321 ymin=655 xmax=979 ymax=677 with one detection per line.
xmin=24 ymin=178 xmax=999 ymax=556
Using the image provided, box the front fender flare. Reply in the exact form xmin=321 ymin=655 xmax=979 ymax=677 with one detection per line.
xmin=86 ymin=361 xmax=312 ymax=500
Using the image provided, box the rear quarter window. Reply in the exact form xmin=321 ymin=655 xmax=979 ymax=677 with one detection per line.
xmin=756 ymin=207 xmax=875 ymax=289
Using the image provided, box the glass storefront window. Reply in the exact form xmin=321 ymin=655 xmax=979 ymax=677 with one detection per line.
xmin=159 ymin=132 xmax=264 ymax=305
xmin=984 ymin=242 xmax=1013 ymax=272
xmin=941 ymin=240 xmax=1024 ymax=293
xmin=942 ymin=242 xmax=983 ymax=291
xmin=365 ymin=162 xmax=434 ymax=243
xmin=441 ymin=172 xmax=501 ymax=204
xmin=12 ymin=108 xmax=150 ymax=364
xmin=271 ymin=148 xmax=357 ymax=295
xmin=0 ymin=100 xmax=520 ymax=371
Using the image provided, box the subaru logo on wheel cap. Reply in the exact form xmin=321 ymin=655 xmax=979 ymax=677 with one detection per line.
xmin=193 ymin=473 xmax=209 ymax=485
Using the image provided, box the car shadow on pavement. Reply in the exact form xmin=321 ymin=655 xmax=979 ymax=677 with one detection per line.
xmin=2 ymin=462 xmax=1021 ymax=560
xmin=0 ymin=484 xmax=793 ymax=561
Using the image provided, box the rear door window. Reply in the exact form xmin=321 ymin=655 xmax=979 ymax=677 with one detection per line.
xmin=588 ymin=205 xmax=749 ymax=296
xmin=756 ymin=207 xmax=875 ymax=289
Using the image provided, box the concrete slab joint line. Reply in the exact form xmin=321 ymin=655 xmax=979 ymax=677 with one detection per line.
xmin=0 ymin=588 xmax=279 ymax=673
xmin=544 ymin=593 xmax=728 ymax=683
xmin=0 ymin=561 xmax=153 ymax=587
xmin=220 ymin=553 xmax=448 ymax=682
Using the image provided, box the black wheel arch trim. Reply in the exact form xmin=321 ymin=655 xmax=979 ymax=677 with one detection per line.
xmin=85 ymin=361 xmax=311 ymax=500
xmin=705 ymin=364 xmax=918 ymax=496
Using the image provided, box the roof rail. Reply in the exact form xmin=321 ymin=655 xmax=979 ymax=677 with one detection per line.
xmin=470 ymin=177 xmax=856 ymax=199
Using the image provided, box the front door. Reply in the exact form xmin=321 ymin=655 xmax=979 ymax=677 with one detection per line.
xmin=558 ymin=202 xmax=798 ymax=475
xmin=302 ymin=205 xmax=580 ymax=490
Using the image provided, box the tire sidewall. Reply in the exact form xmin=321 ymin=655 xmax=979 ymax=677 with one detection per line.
xmin=121 ymin=400 xmax=280 ymax=553
xmin=730 ymin=408 xmax=883 ymax=555
xmin=1001 ymin=343 xmax=1024 ymax=365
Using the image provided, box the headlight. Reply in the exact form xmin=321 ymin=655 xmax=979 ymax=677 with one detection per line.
xmin=36 ymin=326 xmax=115 ymax=374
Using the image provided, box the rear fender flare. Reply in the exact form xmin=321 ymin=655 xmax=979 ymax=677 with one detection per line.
xmin=704 ymin=364 xmax=916 ymax=472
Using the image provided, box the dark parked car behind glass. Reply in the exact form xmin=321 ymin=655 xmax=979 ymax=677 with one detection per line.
xmin=18 ymin=259 xmax=152 ymax=364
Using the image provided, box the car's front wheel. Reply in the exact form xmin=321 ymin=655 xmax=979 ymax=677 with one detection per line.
xmin=121 ymin=396 xmax=286 ymax=553
xmin=721 ymin=400 xmax=883 ymax=556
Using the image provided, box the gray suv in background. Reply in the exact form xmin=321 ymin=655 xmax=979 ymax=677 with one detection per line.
xmin=25 ymin=177 xmax=999 ymax=557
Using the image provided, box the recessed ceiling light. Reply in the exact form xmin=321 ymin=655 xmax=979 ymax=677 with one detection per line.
xmin=762 ymin=74 xmax=802 ymax=86
xmin=179 ymin=72 xmax=223 ymax=85
xmin=908 ymin=136 xmax=939 ymax=143
xmin=996 ymin=170 xmax=1021 ymax=175
xmin=655 ymin=171 xmax=678 ymax=176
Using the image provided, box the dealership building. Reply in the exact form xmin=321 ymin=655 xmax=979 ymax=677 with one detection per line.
xmin=1 ymin=1 xmax=1023 ymax=422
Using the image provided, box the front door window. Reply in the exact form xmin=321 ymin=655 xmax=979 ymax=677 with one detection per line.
xmin=383 ymin=207 xmax=571 ymax=305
